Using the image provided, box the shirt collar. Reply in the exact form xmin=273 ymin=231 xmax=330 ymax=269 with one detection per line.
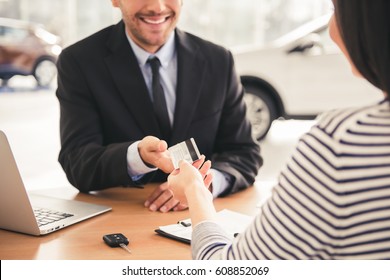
xmin=126 ymin=31 xmax=176 ymax=69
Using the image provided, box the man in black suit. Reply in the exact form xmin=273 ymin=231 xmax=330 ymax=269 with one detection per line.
xmin=56 ymin=0 xmax=262 ymax=212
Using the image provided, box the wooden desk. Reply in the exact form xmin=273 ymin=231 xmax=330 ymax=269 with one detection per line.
xmin=0 ymin=183 xmax=267 ymax=260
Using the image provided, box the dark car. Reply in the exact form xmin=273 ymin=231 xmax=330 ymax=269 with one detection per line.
xmin=0 ymin=17 xmax=62 ymax=87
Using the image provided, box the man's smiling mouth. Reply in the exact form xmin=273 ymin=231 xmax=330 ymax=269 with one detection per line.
xmin=140 ymin=15 xmax=172 ymax=25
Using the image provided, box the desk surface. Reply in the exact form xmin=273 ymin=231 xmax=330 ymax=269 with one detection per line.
xmin=0 ymin=184 xmax=268 ymax=260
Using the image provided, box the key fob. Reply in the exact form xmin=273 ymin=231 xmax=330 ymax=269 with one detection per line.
xmin=103 ymin=233 xmax=129 ymax=247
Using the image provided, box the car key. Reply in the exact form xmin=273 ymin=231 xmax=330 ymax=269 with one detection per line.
xmin=103 ymin=233 xmax=131 ymax=254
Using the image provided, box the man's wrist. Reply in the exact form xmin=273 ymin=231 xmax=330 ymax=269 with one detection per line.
xmin=127 ymin=141 xmax=157 ymax=177
xmin=137 ymin=143 xmax=156 ymax=168
xmin=210 ymin=169 xmax=231 ymax=198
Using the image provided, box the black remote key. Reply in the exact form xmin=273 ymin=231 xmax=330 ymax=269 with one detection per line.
xmin=103 ymin=233 xmax=131 ymax=254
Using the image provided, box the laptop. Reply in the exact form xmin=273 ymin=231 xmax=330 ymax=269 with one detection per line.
xmin=0 ymin=130 xmax=112 ymax=236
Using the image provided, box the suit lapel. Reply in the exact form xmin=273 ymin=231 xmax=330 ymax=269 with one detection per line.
xmin=172 ymin=29 xmax=208 ymax=143
xmin=104 ymin=21 xmax=160 ymax=137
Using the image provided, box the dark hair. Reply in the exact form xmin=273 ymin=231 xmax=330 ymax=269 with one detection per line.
xmin=333 ymin=0 xmax=390 ymax=94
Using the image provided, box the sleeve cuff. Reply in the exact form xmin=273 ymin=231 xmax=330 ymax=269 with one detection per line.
xmin=127 ymin=141 xmax=157 ymax=178
xmin=210 ymin=169 xmax=231 ymax=198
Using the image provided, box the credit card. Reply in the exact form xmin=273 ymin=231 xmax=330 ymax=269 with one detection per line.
xmin=168 ymin=138 xmax=201 ymax=169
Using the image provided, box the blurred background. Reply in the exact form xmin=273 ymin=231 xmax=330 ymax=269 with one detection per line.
xmin=0 ymin=0 xmax=332 ymax=48
xmin=0 ymin=0 xmax=382 ymax=191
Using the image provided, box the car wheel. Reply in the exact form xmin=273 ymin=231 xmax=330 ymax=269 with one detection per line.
xmin=33 ymin=59 xmax=57 ymax=87
xmin=243 ymin=84 xmax=278 ymax=141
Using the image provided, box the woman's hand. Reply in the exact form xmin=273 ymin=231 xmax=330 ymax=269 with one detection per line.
xmin=169 ymin=157 xmax=217 ymax=227
xmin=168 ymin=156 xmax=213 ymax=205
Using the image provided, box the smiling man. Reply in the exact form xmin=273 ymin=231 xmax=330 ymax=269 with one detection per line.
xmin=114 ymin=0 xmax=179 ymax=53
xmin=56 ymin=0 xmax=262 ymax=212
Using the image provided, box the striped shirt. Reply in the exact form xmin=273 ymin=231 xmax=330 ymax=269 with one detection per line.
xmin=192 ymin=99 xmax=390 ymax=259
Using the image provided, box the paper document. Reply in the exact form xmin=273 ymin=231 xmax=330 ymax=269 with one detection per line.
xmin=155 ymin=209 xmax=254 ymax=244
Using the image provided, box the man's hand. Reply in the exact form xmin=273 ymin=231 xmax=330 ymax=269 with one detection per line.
xmin=138 ymin=136 xmax=174 ymax=173
xmin=144 ymin=182 xmax=188 ymax=212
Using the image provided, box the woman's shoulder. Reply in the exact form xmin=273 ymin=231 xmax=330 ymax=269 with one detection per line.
xmin=312 ymin=99 xmax=389 ymax=139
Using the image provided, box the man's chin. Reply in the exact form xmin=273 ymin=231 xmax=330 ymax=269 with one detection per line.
xmin=143 ymin=36 xmax=170 ymax=49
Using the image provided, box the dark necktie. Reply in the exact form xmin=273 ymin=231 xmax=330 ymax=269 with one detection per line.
xmin=148 ymin=57 xmax=171 ymax=141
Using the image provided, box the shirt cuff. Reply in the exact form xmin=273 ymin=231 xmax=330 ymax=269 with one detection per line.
xmin=210 ymin=169 xmax=231 ymax=198
xmin=127 ymin=141 xmax=157 ymax=179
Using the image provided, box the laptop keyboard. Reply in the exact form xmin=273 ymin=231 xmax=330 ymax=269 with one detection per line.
xmin=34 ymin=207 xmax=74 ymax=227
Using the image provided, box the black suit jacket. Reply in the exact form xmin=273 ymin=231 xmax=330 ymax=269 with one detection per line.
xmin=56 ymin=21 xmax=262 ymax=194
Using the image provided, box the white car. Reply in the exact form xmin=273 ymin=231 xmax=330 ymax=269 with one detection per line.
xmin=233 ymin=13 xmax=382 ymax=140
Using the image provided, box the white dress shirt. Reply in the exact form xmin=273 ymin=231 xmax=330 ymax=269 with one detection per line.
xmin=124 ymin=31 xmax=229 ymax=197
